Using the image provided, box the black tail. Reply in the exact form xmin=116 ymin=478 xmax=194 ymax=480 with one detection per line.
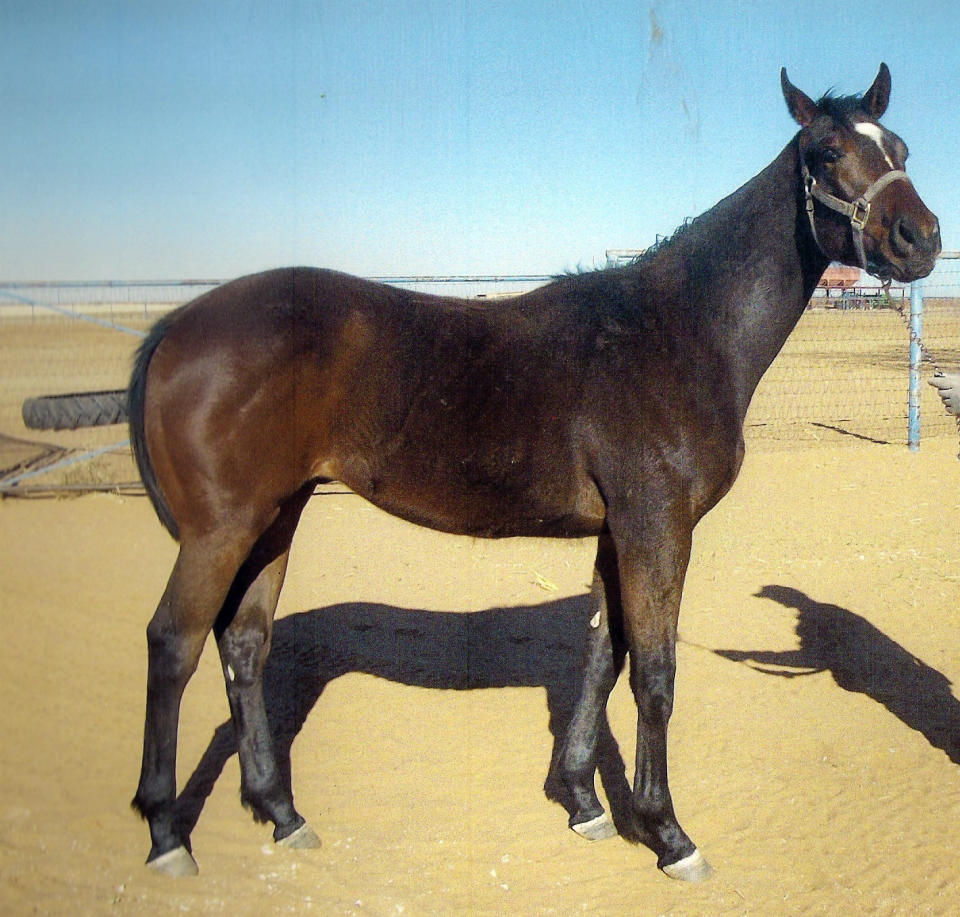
xmin=129 ymin=313 xmax=180 ymax=540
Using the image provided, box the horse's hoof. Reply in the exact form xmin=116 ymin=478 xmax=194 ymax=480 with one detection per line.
xmin=661 ymin=848 xmax=713 ymax=882
xmin=276 ymin=822 xmax=321 ymax=849
xmin=570 ymin=812 xmax=617 ymax=841
xmin=146 ymin=845 xmax=199 ymax=877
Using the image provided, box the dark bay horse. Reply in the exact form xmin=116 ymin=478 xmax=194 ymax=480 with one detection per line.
xmin=129 ymin=64 xmax=939 ymax=881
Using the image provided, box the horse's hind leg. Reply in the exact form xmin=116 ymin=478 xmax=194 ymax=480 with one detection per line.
xmin=132 ymin=528 xmax=259 ymax=876
xmin=213 ymin=485 xmax=319 ymax=849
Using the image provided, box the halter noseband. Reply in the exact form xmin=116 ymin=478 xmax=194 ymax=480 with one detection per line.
xmin=802 ymin=163 xmax=911 ymax=271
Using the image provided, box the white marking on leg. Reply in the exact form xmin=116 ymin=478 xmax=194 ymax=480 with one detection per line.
xmin=589 ymin=610 xmax=601 ymax=629
xmin=226 ymin=665 xmax=235 ymax=682
xmin=855 ymin=121 xmax=895 ymax=169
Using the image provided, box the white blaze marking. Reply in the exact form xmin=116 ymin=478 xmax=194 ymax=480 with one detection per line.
xmin=855 ymin=122 xmax=895 ymax=169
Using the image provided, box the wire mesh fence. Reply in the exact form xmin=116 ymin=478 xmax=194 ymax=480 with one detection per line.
xmin=1 ymin=262 xmax=958 ymax=495
xmin=746 ymin=295 xmax=960 ymax=447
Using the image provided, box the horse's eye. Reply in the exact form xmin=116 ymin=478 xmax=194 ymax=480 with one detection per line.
xmin=821 ymin=149 xmax=841 ymax=165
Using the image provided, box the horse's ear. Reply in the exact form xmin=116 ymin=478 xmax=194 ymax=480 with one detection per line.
xmin=862 ymin=62 xmax=891 ymax=118
xmin=781 ymin=67 xmax=819 ymax=127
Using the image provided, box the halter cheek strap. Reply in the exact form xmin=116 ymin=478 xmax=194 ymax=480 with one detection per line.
xmin=802 ymin=163 xmax=911 ymax=271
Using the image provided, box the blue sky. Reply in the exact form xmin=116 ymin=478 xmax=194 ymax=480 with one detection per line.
xmin=1 ymin=0 xmax=957 ymax=280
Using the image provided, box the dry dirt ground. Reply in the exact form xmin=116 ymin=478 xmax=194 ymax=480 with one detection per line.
xmin=2 ymin=436 xmax=960 ymax=916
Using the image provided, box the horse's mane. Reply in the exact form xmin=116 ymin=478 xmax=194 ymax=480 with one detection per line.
xmin=628 ymin=217 xmax=700 ymax=269
xmin=549 ymin=216 xmax=701 ymax=282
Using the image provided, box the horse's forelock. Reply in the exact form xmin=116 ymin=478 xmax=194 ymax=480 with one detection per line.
xmin=815 ymin=91 xmax=871 ymax=129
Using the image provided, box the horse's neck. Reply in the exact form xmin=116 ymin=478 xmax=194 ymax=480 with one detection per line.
xmin=677 ymin=138 xmax=828 ymax=420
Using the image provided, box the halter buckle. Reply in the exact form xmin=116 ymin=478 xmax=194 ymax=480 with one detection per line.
xmin=849 ymin=198 xmax=871 ymax=232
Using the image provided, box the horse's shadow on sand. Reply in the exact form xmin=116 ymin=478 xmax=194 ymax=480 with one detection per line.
xmin=171 ymin=596 xmax=639 ymax=843
xmin=715 ymin=585 xmax=960 ymax=764
xmin=171 ymin=586 xmax=960 ymax=841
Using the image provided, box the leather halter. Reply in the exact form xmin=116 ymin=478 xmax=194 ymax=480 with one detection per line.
xmin=801 ymin=162 xmax=911 ymax=271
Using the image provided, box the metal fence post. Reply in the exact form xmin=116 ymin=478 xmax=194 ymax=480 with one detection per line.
xmin=908 ymin=277 xmax=923 ymax=451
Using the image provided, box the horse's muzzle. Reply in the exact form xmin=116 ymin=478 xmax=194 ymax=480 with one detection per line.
xmin=887 ymin=210 xmax=941 ymax=282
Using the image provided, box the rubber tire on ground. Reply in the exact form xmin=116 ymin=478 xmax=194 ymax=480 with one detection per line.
xmin=21 ymin=389 xmax=129 ymax=430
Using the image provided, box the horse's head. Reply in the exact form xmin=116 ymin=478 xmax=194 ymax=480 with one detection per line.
xmin=781 ymin=63 xmax=940 ymax=283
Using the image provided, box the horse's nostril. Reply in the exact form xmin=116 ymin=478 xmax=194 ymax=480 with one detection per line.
xmin=892 ymin=217 xmax=918 ymax=255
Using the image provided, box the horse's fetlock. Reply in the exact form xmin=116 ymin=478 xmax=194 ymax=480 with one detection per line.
xmin=130 ymin=793 xmax=152 ymax=821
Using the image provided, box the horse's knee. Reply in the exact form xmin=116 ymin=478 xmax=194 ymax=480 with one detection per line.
xmin=629 ymin=656 xmax=676 ymax=724
xmin=639 ymin=686 xmax=673 ymax=723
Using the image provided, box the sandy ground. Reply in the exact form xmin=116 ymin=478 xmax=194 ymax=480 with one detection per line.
xmin=2 ymin=435 xmax=960 ymax=915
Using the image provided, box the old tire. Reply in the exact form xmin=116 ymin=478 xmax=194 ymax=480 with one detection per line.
xmin=21 ymin=389 xmax=129 ymax=430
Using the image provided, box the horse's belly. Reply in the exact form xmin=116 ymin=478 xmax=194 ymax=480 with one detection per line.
xmin=339 ymin=461 xmax=605 ymax=539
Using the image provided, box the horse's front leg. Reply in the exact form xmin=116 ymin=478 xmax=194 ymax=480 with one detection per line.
xmin=616 ymin=522 xmax=712 ymax=881
xmin=558 ymin=534 xmax=626 ymax=839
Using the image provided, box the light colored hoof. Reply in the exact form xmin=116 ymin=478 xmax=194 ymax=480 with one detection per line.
xmin=661 ymin=848 xmax=713 ymax=882
xmin=276 ymin=822 xmax=321 ymax=849
xmin=146 ymin=845 xmax=199 ymax=877
xmin=570 ymin=812 xmax=617 ymax=841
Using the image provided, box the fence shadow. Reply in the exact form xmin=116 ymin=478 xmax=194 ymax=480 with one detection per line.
xmin=171 ymin=597 xmax=638 ymax=842
xmin=809 ymin=422 xmax=891 ymax=445
xmin=714 ymin=584 xmax=960 ymax=764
